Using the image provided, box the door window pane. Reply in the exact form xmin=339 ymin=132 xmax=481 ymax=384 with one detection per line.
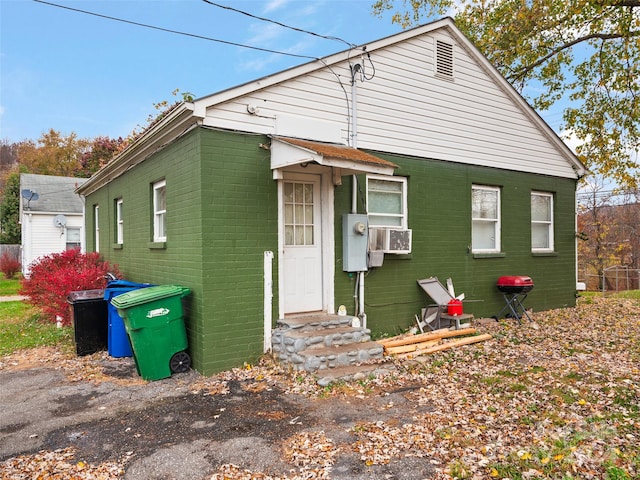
xmin=284 ymin=181 xmax=314 ymax=246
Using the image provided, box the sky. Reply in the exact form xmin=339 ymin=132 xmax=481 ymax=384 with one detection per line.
xmin=0 ymin=0 xmax=568 ymax=145
xmin=0 ymin=0 xmax=400 ymax=143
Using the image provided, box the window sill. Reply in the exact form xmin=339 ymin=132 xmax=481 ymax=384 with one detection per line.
xmin=113 ymin=244 xmax=123 ymax=250
xmin=148 ymin=242 xmax=166 ymax=250
xmin=472 ymin=252 xmax=505 ymax=259
xmin=384 ymin=253 xmax=412 ymax=260
xmin=532 ymin=251 xmax=557 ymax=257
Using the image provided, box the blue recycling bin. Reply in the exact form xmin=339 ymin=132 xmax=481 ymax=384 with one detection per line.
xmin=104 ymin=279 xmax=154 ymax=357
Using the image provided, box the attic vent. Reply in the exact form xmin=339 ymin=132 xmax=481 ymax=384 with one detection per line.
xmin=435 ymin=39 xmax=454 ymax=78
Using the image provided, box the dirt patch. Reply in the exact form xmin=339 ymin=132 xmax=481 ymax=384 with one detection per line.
xmin=0 ymin=346 xmax=64 ymax=370
xmin=43 ymin=381 xmax=308 ymax=466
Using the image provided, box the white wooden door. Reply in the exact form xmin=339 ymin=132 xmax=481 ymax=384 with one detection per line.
xmin=282 ymin=175 xmax=323 ymax=313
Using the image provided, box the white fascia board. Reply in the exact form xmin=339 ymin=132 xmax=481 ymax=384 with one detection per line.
xmin=270 ymin=140 xmax=321 ymax=169
xmin=21 ymin=211 xmax=83 ymax=217
xmin=321 ymin=158 xmax=395 ymax=176
xmin=270 ymin=139 xmax=396 ymax=176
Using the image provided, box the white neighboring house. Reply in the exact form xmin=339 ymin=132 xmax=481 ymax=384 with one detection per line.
xmin=20 ymin=174 xmax=88 ymax=276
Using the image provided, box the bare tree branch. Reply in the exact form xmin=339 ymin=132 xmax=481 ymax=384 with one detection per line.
xmin=506 ymin=30 xmax=640 ymax=82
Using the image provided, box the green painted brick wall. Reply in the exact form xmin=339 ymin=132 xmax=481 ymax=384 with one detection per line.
xmin=85 ymin=126 xmax=578 ymax=374
xmin=197 ymin=129 xmax=278 ymax=374
xmin=84 ymin=128 xmax=278 ymax=375
xmin=84 ymin=129 xmax=207 ymax=368
xmin=333 ymin=153 xmax=578 ymax=336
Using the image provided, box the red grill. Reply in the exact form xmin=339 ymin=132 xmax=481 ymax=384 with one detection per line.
xmin=497 ymin=275 xmax=534 ymax=294
xmin=495 ymin=276 xmax=533 ymax=322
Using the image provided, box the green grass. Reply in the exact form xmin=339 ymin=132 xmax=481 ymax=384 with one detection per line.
xmin=0 ymin=301 xmax=72 ymax=356
xmin=613 ymin=290 xmax=640 ymax=300
xmin=0 ymin=276 xmax=21 ymax=296
xmin=580 ymin=290 xmax=640 ymax=300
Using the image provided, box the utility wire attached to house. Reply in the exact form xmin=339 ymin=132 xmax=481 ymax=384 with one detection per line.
xmin=33 ymin=0 xmax=321 ymax=61
xmin=201 ymin=0 xmax=356 ymax=49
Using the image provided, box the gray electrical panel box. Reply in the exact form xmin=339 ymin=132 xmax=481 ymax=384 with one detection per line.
xmin=343 ymin=214 xmax=369 ymax=272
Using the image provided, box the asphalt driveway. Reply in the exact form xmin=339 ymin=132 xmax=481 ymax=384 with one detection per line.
xmin=0 ymin=350 xmax=432 ymax=480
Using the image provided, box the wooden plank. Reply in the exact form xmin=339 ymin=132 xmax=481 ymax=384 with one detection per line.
xmin=378 ymin=327 xmax=477 ymax=348
xmin=400 ymin=334 xmax=492 ymax=358
xmin=385 ymin=339 xmax=441 ymax=354
xmin=377 ymin=327 xmax=450 ymax=345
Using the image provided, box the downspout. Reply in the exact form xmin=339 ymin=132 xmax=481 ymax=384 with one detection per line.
xmin=351 ymin=64 xmax=359 ymax=214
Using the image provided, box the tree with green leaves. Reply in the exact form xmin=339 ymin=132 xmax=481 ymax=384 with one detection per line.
xmin=0 ymin=168 xmax=25 ymax=244
xmin=373 ymin=0 xmax=639 ymax=188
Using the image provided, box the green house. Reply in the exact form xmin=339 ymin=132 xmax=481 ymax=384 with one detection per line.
xmin=77 ymin=18 xmax=586 ymax=375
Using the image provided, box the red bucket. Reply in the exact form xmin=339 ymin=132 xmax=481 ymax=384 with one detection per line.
xmin=447 ymin=299 xmax=463 ymax=316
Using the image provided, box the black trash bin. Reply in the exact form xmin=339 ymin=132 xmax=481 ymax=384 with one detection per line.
xmin=67 ymin=289 xmax=108 ymax=356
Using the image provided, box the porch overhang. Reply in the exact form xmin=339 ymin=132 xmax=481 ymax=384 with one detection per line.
xmin=269 ymin=136 xmax=398 ymax=178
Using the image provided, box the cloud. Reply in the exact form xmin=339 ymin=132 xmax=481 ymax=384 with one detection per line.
xmin=263 ymin=0 xmax=289 ymax=13
xmin=246 ymin=22 xmax=287 ymax=46
xmin=560 ymin=129 xmax=582 ymax=155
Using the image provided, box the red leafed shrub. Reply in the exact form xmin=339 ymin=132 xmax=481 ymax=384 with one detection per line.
xmin=0 ymin=251 xmax=21 ymax=279
xmin=20 ymin=250 xmax=121 ymax=326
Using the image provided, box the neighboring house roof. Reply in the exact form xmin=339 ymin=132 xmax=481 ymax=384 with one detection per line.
xmin=78 ymin=17 xmax=586 ymax=196
xmin=20 ymin=174 xmax=87 ymax=215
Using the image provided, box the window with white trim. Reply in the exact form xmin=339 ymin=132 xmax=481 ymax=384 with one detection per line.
xmin=94 ymin=205 xmax=100 ymax=252
xmin=472 ymin=185 xmax=501 ymax=252
xmin=153 ymin=180 xmax=166 ymax=242
xmin=531 ymin=191 xmax=554 ymax=251
xmin=366 ymin=175 xmax=408 ymax=228
xmin=66 ymin=227 xmax=81 ymax=251
xmin=115 ymin=198 xmax=124 ymax=244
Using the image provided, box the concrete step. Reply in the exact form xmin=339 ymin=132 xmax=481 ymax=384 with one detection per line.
xmin=272 ymin=313 xmax=393 ymax=385
xmin=277 ymin=314 xmax=354 ymax=332
xmin=272 ymin=326 xmax=371 ymax=353
xmin=314 ymin=362 xmax=396 ymax=387
xmin=273 ymin=340 xmax=384 ymax=373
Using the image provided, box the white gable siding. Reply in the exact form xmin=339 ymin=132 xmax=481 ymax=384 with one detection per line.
xmin=202 ymin=64 xmax=352 ymax=143
xmin=200 ymin=27 xmax=577 ymax=179
xmin=21 ymin=212 xmax=84 ymax=276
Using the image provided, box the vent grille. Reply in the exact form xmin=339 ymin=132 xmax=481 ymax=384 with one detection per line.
xmin=369 ymin=228 xmax=412 ymax=254
xmin=435 ymin=40 xmax=454 ymax=78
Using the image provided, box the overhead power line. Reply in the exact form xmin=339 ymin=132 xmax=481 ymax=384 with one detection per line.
xmin=201 ymin=0 xmax=356 ymax=49
xmin=33 ymin=0 xmax=320 ymax=60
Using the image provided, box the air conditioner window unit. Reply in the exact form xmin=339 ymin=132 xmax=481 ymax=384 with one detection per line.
xmin=369 ymin=228 xmax=412 ymax=254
